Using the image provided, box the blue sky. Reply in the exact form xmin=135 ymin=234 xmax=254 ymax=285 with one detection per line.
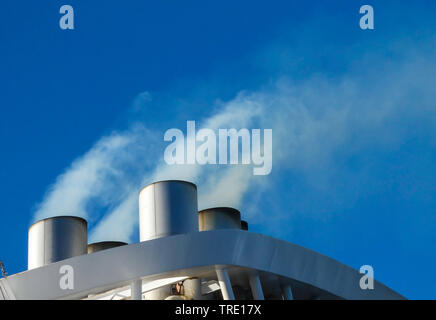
xmin=1 ymin=0 xmax=436 ymax=299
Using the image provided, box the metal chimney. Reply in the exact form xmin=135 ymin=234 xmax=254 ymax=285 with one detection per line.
xmin=28 ymin=216 xmax=87 ymax=270
xmin=139 ymin=180 xmax=198 ymax=242
xmin=241 ymin=220 xmax=249 ymax=230
xmin=198 ymin=207 xmax=241 ymax=231
xmin=87 ymin=241 xmax=127 ymax=254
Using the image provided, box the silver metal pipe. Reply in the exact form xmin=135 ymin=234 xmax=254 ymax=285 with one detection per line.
xmin=249 ymin=274 xmax=264 ymax=300
xmin=139 ymin=180 xmax=198 ymax=241
xmin=199 ymin=207 xmax=241 ymax=231
xmin=87 ymin=241 xmax=126 ymax=254
xmin=28 ymin=216 xmax=87 ymax=270
xmin=131 ymin=279 xmax=142 ymax=300
xmin=282 ymin=285 xmax=294 ymax=300
xmin=241 ymin=220 xmax=249 ymax=230
xmin=216 ymin=268 xmax=235 ymax=300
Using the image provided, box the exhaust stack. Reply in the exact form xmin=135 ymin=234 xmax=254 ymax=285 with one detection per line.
xmin=199 ymin=207 xmax=241 ymax=231
xmin=241 ymin=220 xmax=249 ymax=230
xmin=28 ymin=216 xmax=87 ymax=270
xmin=139 ymin=180 xmax=198 ymax=241
xmin=87 ymin=241 xmax=127 ymax=254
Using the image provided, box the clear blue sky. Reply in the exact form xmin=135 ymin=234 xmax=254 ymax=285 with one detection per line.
xmin=1 ymin=0 xmax=435 ymax=299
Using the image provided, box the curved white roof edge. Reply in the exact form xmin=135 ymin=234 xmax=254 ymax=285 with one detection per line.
xmin=0 ymin=229 xmax=405 ymax=300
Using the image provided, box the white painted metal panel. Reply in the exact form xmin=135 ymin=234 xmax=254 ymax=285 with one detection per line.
xmin=1 ymin=230 xmax=406 ymax=300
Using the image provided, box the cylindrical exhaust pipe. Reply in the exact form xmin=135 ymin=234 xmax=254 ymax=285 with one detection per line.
xmin=28 ymin=216 xmax=87 ymax=270
xmin=199 ymin=207 xmax=241 ymax=231
xmin=241 ymin=220 xmax=249 ymax=231
xmin=87 ymin=241 xmax=127 ymax=254
xmin=139 ymin=180 xmax=198 ymax=241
